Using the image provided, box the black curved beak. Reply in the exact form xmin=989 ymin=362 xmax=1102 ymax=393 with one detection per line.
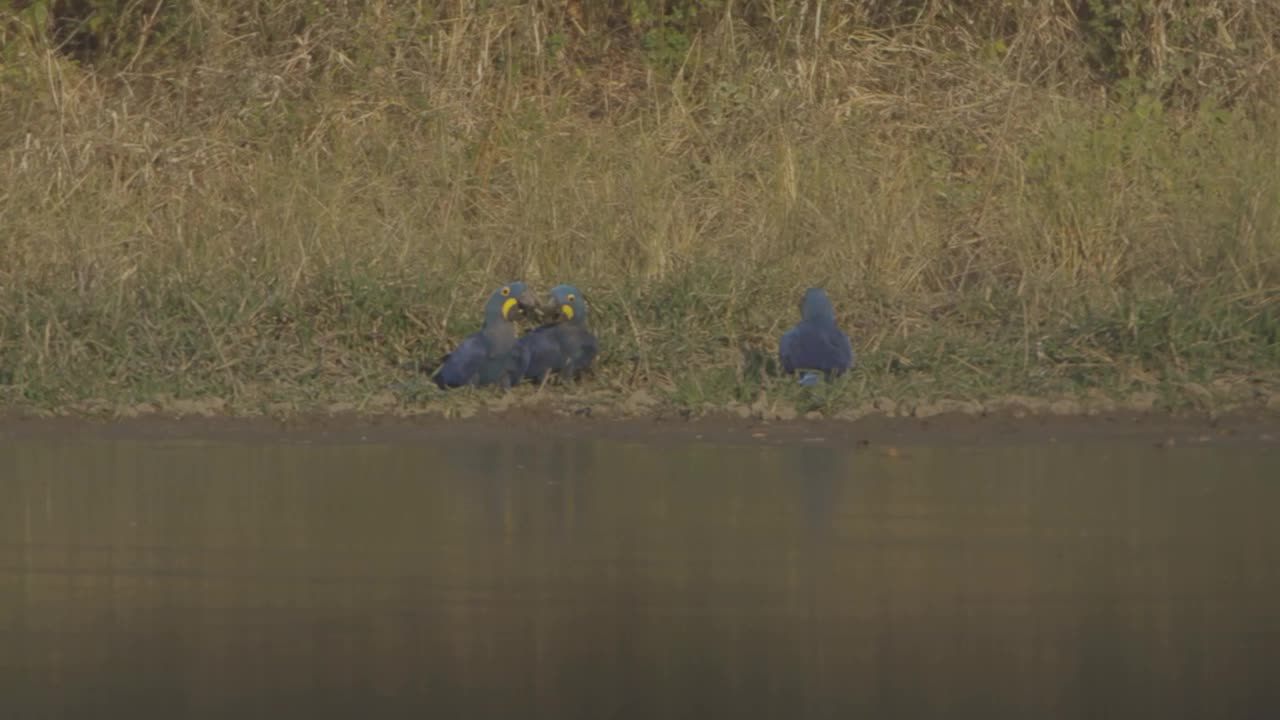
xmin=540 ymin=299 xmax=577 ymax=325
xmin=515 ymin=289 xmax=542 ymax=322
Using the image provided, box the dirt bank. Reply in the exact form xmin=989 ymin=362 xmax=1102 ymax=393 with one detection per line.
xmin=3 ymin=404 xmax=1277 ymax=449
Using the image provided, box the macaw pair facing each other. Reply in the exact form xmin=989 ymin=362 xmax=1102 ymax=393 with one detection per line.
xmin=434 ymin=283 xmax=597 ymax=389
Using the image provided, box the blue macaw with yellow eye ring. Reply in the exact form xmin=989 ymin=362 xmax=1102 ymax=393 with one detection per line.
xmin=779 ymin=287 xmax=855 ymax=386
xmin=508 ymin=284 xmax=598 ymax=385
xmin=434 ymin=282 xmax=540 ymax=389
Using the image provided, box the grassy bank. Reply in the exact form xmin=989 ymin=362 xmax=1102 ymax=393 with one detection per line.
xmin=2 ymin=1 xmax=1279 ymax=420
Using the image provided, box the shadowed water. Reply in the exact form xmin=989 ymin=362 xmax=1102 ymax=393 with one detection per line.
xmin=1 ymin=435 xmax=1278 ymax=719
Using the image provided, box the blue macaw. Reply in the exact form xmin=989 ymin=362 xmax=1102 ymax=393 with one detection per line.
xmin=508 ymin=284 xmax=598 ymax=385
xmin=779 ymin=287 xmax=855 ymax=386
xmin=434 ymin=282 xmax=539 ymax=389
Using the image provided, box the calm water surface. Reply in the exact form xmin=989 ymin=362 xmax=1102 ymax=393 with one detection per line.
xmin=1 ymin=434 xmax=1278 ymax=718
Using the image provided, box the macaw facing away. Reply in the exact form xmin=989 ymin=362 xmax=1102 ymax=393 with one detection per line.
xmin=434 ymin=282 xmax=540 ymax=389
xmin=509 ymin=284 xmax=598 ymax=386
xmin=779 ymin=287 xmax=855 ymax=386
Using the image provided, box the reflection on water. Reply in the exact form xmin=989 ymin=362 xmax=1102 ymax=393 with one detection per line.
xmin=1 ymin=436 xmax=1278 ymax=718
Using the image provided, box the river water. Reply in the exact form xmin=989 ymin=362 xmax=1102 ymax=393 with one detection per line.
xmin=2 ymin=432 xmax=1278 ymax=718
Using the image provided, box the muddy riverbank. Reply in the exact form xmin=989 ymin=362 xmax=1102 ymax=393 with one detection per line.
xmin=4 ymin=403 xmax=1277 ymax=449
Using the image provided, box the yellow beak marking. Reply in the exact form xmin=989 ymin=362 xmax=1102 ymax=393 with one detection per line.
xmin=502 ymin=297 xmax=519 ymax=319
xmin=560 ymin=304 xmax=574 ymax=321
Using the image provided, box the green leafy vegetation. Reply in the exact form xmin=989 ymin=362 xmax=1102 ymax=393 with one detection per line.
xmin=1 ymin=1 xmax=1277 ymax=419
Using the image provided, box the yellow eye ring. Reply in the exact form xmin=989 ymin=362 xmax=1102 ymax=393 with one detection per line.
xmin=567 ymin=293 xmax=576 ymax=303
xmin=501 ymin=286 xmax=511 ymax=296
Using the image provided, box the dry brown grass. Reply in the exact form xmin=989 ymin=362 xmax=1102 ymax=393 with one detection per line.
xmin=1 ymin=1 xmax=1278 ymax=415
